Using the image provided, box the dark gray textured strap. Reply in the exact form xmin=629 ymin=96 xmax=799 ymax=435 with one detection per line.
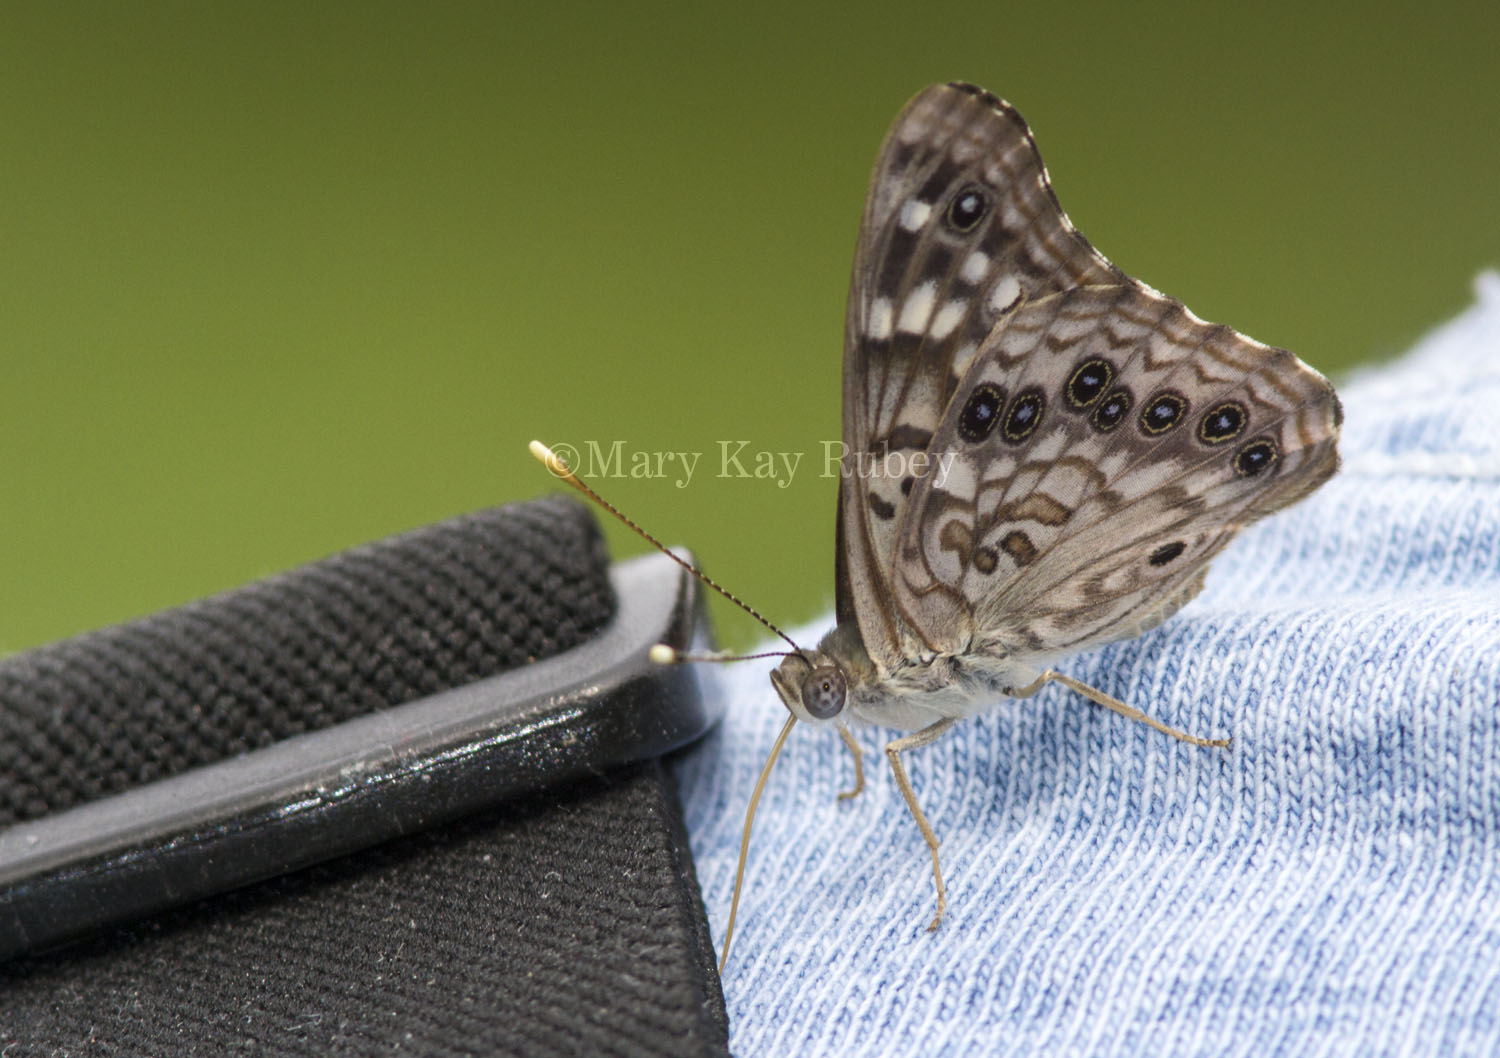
xmin=0 ymin=496 xmax=615 ymax=824
xmin=0 ymin=497 xmax=728 ymax=1057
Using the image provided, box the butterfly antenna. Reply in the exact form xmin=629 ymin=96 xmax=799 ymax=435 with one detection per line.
xmin=719 ymin=712 xmax=797 ymax=973
xmin=529 ymin=441 xmax=803 ymax=655
xmin=648 ymin=645 xmax=793 ymax=665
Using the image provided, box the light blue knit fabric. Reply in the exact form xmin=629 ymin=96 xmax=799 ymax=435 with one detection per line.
xmin=673 ymin=274 xmax=1500 ymax=1057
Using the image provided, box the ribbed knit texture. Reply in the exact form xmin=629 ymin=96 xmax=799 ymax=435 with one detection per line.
xmin=674 ymin=274 xmax=1500 ymax=1057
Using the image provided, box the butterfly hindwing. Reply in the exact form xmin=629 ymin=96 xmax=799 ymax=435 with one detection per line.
xmin=892 ymin=284 xmax=1341 ymax=660
xmin=840 ymin=82 xmax=1125 ymax=666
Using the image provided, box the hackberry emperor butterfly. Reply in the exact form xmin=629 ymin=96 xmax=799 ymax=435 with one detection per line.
xmin=536 ymin=81 xmax=1340 ymax=965
xmin=762 ymin=81 xmax=1340 ymax=933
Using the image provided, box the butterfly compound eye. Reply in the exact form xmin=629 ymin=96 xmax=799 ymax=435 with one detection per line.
xmin=801 ymin=666 xmax=847 ymax=720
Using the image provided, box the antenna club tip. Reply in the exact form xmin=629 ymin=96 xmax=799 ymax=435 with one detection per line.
xmin=649 ymin=644 xmax=678 ymax=665
xmin=528 ymin=439 xmax=558 ymax=466
xmin=528 ymin=440 xmax=576 ymax=481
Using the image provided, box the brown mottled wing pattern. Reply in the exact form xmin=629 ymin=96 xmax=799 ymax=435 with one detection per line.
xmin=892 ymin=284 xmax=1341 ymax=661
xmin=840 ymin=82 xmax=1125 ymax=669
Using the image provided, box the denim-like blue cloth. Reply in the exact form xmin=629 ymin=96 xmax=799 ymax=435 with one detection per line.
xmin=674 ymin=274 xmax=1500 ymax=1057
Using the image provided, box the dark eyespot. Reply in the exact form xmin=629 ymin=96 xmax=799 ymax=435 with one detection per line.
xmin=1066 ymin=358 xmax=1114 ymax=409
xmin=1199 ymin=401 xmax=1247 ymax=445
xmin=1090 ymin=388 xmax=1132 ymax=432
xmin=1140 ymin=391 xmax=1188 ymax=435
xmin=868 ymin=492 xmax=895 ymax=521
xmin=801 ymin=666 xmax=846 ymax=720
xmin=1149 ymin=541 xmax=1186 ymax=566
xmin=1002 ymin=387 xmax=1045 ymax=443
xmin=1234 ymin=437 xmax=1279 ymax=477
xmin=1000 ymin=530 xmax=1037 ymax=566
xmin=946 ymin=185 xmax=990 ymax=233
xmin=958 ymin=384 xmax=1005 ymax=442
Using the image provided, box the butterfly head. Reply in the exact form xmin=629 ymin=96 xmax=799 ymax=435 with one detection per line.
xmin=770 ymin=651 xmax=848 ymax=723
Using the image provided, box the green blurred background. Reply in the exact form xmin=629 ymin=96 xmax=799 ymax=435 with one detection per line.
xmin=2 ymin=3 xmax=1496 ymax=654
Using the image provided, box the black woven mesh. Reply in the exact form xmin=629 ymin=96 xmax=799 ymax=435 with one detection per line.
xmin=0 ymin=758 xmax=729 ymax=1058
xmin=0 ymin=496 xmax=615 ymax=827
xmin=0 ymin=495 xmax=728 ymax=1056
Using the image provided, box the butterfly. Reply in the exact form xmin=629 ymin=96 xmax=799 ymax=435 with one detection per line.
xmin=762 ymin=82 xmax=1341 ymax=932
xmin=534 ymin=81 xmax=1341 ymax=967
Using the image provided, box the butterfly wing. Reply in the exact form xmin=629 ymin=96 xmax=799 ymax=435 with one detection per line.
xmin=840 ymin=82 xmax=1125 ymax=667
xmin=892 ymin=283 xmax=1341 ymax=661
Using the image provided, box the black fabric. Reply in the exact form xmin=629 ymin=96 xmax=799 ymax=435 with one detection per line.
xmin=1 ymin=758 xmax=728 ymax=1058
xmin=0 ymin=496 xmax=614 ymax=826
xmin=0 ymin=497 xmax=729 ymax=1056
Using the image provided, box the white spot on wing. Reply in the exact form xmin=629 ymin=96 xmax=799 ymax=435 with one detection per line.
xmin=899 ymin=199 xmax=932 ymax=231
xmin=1051 ymin=311 xmax=1097 ymax=346
xmin=988 ymin=275 xmax=1022 ymax=315
xmin=898 ymin=281 xmax=937 ymax=334
xmin=953 ymin=342 xmax=979 ymax=378
xmin=1000 ymin=194 xmax=1025 ymax=229
xmin=951 ymin=130 xmax=984 ymax=164
xmin=962 ymin=251 xmax=990 ymax=284
xmin=934 ymin=453 xmax=978 ymax=501
xmin=869 ymin=298 xmax=893 ymax=340
xmin=930 ymin=299 xmax=967 ymax=340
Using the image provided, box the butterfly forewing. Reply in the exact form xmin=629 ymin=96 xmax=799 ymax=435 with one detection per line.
xmin=892 ymin=284 xmax=1340 ymax=660
xmin=841 ymin=82 xmax=1127 ymax=667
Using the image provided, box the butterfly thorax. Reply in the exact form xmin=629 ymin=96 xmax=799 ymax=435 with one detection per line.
xmin=771 ymin=619 xmax=1044 ymax=732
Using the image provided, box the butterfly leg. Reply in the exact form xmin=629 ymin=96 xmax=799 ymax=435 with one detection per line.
xmin=885 ymin=717 xmax=959 ymax=932
xmin=836 ymin=722 xmax=866 ymax=801
xmin=1011 ymin=670 xmax=1230 ymax=748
